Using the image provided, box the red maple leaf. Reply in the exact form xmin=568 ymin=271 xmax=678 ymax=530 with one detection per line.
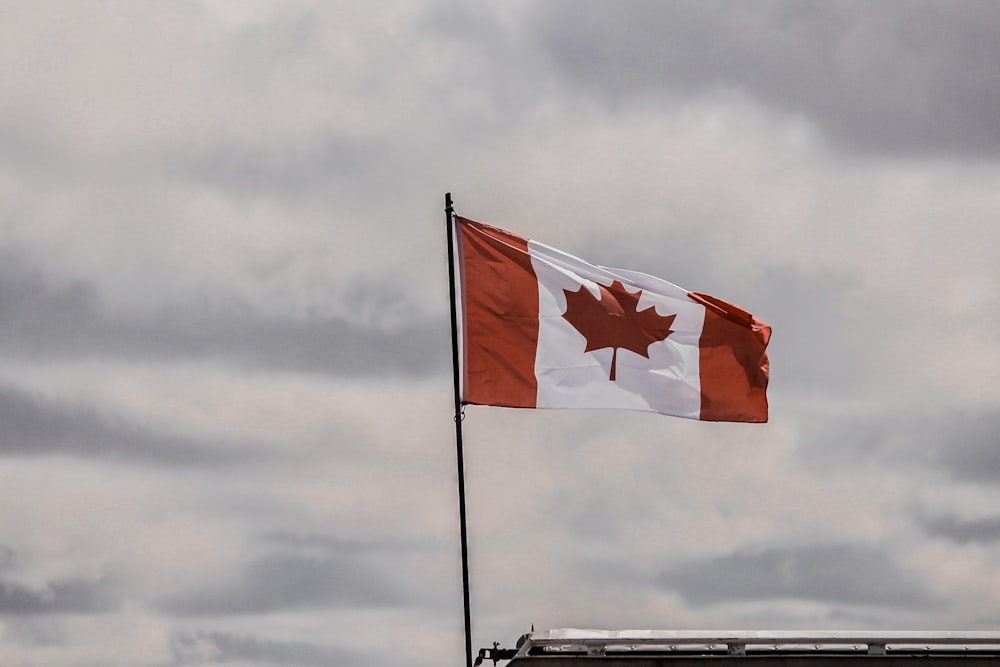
xmin=562 ymin=280 xmax=677 ymax=381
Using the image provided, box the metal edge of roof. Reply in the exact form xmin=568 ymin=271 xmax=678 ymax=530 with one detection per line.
xmin=533 ymin=629 xmax=1000 ymax=642
xmin=508 ymin=629 xmax=1000 ymax=660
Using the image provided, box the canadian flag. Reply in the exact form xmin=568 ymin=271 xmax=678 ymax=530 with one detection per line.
xmin=455 ymin=216 xmax=771 ymax=422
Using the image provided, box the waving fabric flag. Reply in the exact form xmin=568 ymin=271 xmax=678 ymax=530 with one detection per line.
xmin=455 ymin=216 xmax=771 ymax=422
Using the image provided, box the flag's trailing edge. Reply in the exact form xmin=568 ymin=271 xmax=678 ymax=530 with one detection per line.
xmin=455 ymin=216 xmax=771 ymax=423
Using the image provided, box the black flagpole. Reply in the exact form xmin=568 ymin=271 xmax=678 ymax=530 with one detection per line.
xmin=445 ymin=192 xmax=474 ymax=667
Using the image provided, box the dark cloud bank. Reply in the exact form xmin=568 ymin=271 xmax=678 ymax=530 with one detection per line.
xmin=800 ymin=410 xmax=1000 ymax=485
xmin=528 ymin=0 xmax=1000 ymax=158
xmin=0 ymin=250 xmax=447 ymax=377
xmin=917 ymin=514 xmax=1000 ymax=545
xmin=0 ymin=574 xmax=119 ymax=616
xmin=0 ymin=384 xmax=265 ymax=467
xmin=159 ymin=537 xmax=406 ymax=616
xmin=660 ymin=543 xmax=930 ymax=607
xmin=171 ymin=631 xmax=359 ymax=667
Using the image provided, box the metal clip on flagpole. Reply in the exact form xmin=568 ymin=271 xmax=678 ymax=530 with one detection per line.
xmin=445 ymin=192 xmax=474 ymax=667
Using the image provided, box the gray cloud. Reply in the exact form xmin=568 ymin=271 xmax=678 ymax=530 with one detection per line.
xmin=660 ymin=543 xmax=930 ymax=606
xmin=0 ymin=384 xmax=264 ymax=467
xmin=0 ymin=575 xmax=119 ymax=615
xmin=927 ymin=412 xmax=1000 ymax=484
xmin=260 ymin=531 xmax=396 ymax=554
xmin=0 ymin=546 xmax=15 ymax=571
xmin=0 ymin=250 xmax=447 ymax=377
xmin=529 ymin=0 xmax=1000 ymax=157
xmin=917 ymin=514 xmax=1000 ymax=545
xmin=159 ymin=540 xmax=405 ymax=616
xmin=800 ymin=410 xmax=1000 ymax=485
xmin=171 ymin=631 xmax=359 ymax=667
xmin=169 ymin=136 xmax=375 ymax=202
xmin=748 ymin=266 xmax=862 ymax=392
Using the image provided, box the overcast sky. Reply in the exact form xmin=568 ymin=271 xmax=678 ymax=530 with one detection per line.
xmin=3 ymin=1 xmax=1000 ymax=665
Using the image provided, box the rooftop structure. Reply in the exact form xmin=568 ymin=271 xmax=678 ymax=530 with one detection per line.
xmin=479 ymin=629 xmax=1000 ymax=666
